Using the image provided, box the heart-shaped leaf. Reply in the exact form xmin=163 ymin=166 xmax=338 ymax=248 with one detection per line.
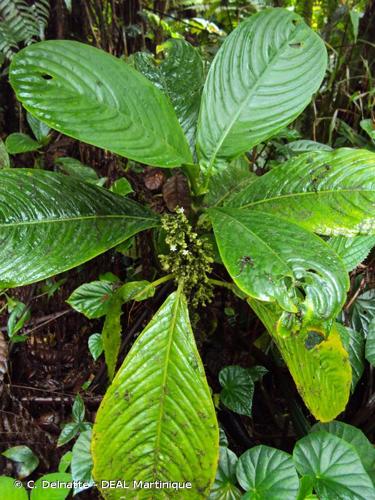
xmin=10 ymin=40 xmax=192 ymax=168
xmin=219 ymin=365 xmax=254 ymax=417
xmin=0 ymin=169 xmax=158 ymax=288
xmin=310 ymin=421 xmax=375 ymax=479
xmin=92 ymin=289 xmax=219 ymax=498
xmin=196 ymin=8 xmax=326 ymax=177
xmin=67 ymin=281 xmax=116 ymax=319
xmin=2 ymin=446 xmax=39 ymax=479
xmin=293 ymin=432 xmax=374 ymax=499
xmin=236 ymin=445 xmax=299 ymax=499
xmin=229 ymin=148 xmax=375 ymax=237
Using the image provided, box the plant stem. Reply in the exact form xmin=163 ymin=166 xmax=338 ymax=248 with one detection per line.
xmin=182 ymin=164 xmax=201 ymax=196
xmin=151 ymin=274 xmax=175 ymax=288
xmin=208 ymin=278 xmax=235 ymax=291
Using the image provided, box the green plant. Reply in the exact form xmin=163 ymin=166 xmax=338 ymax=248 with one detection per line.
xmin=211 ymin=420 xmax=375 ymax=499
xmin=1 ymin=6 xmax=374 ymax=498
xmin=0 ymin=473 xmax=72 ymax=499
xmin=0 ymin=0 xmax=49 ymax=62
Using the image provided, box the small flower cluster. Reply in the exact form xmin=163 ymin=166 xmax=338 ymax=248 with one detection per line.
xmin=159 ymin=207 xmax=214 ymax=307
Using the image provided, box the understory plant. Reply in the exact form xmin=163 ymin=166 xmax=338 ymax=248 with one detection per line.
xmin=0 ymin=7 xmax=374 ymax=498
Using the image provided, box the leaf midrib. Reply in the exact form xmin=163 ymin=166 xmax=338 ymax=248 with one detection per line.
xmin=238 ymin=188 xmax=375 ymax=209
xmin=152 ymin=288 xmax=181 ymax=479
xmin=0 ymin=213 xmax=157 ymax=228
xmin=14 ymin=47 xmax=193 ymax=165
xmin=205 ymin=21 xmax=305 ymax=174
xmin=216 ymin=209 xmax=292 ymax=274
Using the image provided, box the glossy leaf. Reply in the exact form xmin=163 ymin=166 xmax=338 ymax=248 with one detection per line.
xmin=311 ymin=421 xmax=375 ymax=478
xmin=57 ymin=422 xmax=80 ymax=447
xmin=196 ymin=9 xmax=326 ymax=176
xmin=210 ymin=208 xmax=348 ymax=321
xmin=27 ymin=112 xmax=50 ymax=144
xmin=88 ymin=333 xmax=103 ymax=361
xmin=72 ymin=394 xmax=85 ymax=423
xmin=366 ymin=318 xmax=375 ymax=366
xmin=10 ymin=40 xmax=192 ymax=168
xmin=328 ymin=235 xmax=375 ymax=271
xmin=229 ymin=148 xmax=375 ymax=236
xmin=278 ymin=140 xmax=332 ymax=157
xmin=249 ymin=299 xmax=352 ymax=421
xmin=293 ymin=432 xmax=374 ymax=499
xmin=2 ymin=445 xmax=39 ymax=479
xmin=219 ymin=365 xmax=254 ymax=417
xmin=204 ymin=157 xmax=256 ymax=208
xmin=117 ymin=280 xmax=156 ymax=302
xmin=210 ymin=447 xmax=241 ymax=500
xmin=236 ymin=445 xmax=299 ymax=499
xmin=0 ymin=476 xmax=28 ymax=500
xmin=71 ymin=430 xmax=94 ymax=494
xmin=0 ymin=169 xmax=158 ymax=288
xmin=135 ymin=38 xmax=204 ymax=152
xmin=5 ymin=133 xmax=41 ymax=154
xmin=67 ymin=281 xmax=116 ymax=319
xmin=92 ymin=290 xmax=219 ymax=498
xmin=110 ymin=178 xmax=133 ymax=196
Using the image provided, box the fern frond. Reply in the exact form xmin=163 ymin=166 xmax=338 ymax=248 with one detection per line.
xmin=0 ymin=0 xmax=50 ymax=59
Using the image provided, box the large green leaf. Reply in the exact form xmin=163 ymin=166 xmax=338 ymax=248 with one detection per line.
xmin=196 ymin=8 xmax=326 ymax=177
xmin=92 ymin=289 xmax=219 ymax=498
xmin=10 ymin=40 xmax=192 ymax=168
xmin=236 ymin=445 xmax=299 ymax=499
xmin=228 ymin=148 xmax=375 ymax=236
xmin=293 ymin=432 xmax=374 ymax=499
xmin=248 ymin=299 xmax=352 ymax=422
xmin=0 ymin=169 xmax=158 ymax=287
xmin=210 ymin=208 xmax=348 ymax=321
xmin=134 ymin=38 xmax=204 ymax=152
xmin=204 ymin=156 xmax=256 ymax=208
xmin=310 ymin=421 xmax=375 ymax=479
xmin=328 ymin=235 xmax=375 ymax=271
